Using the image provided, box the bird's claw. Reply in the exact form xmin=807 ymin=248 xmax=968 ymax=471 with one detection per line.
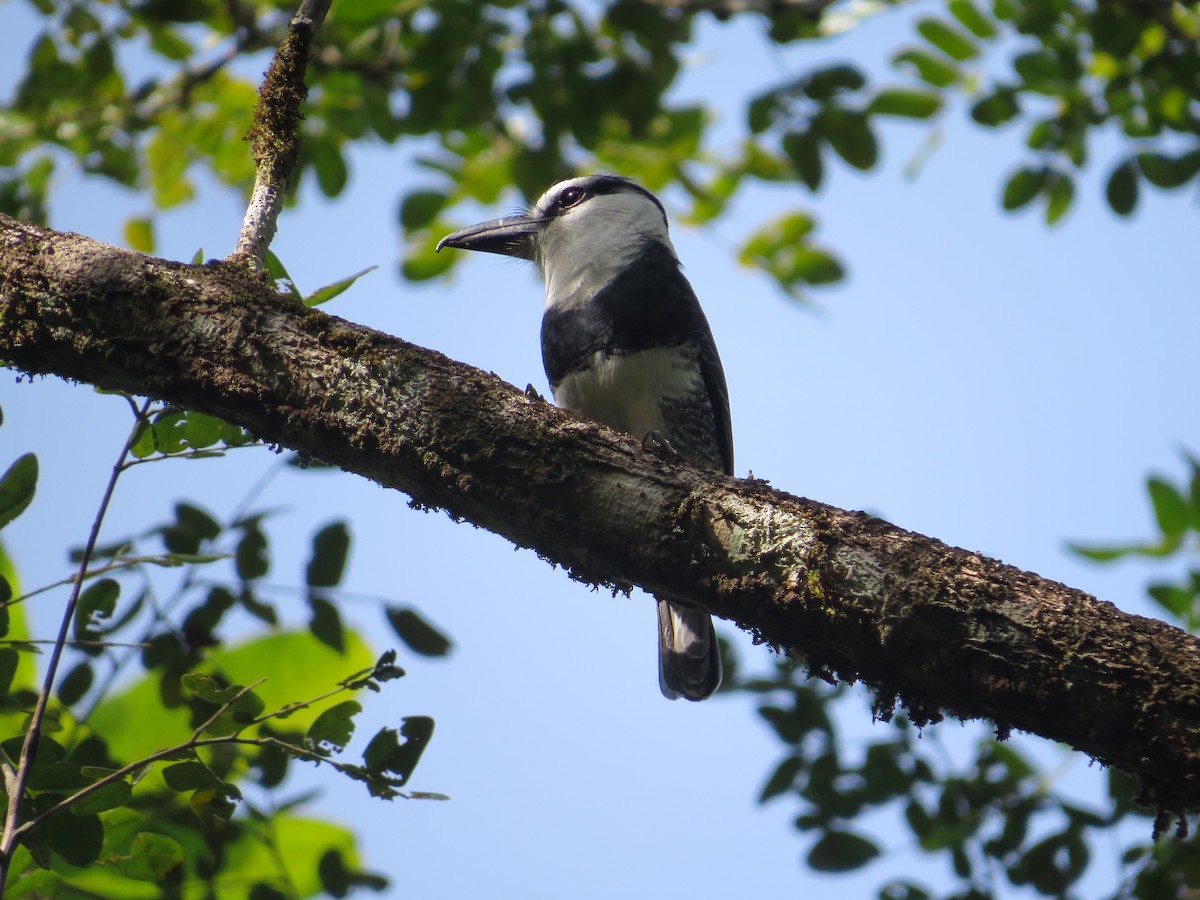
xmin=525 ymin=384 xmax=544 ymax=402
xmin=642 ymin=430 xmax=678 ymax=458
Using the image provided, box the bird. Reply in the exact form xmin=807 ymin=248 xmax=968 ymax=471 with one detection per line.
xmin=437 ymin=174 xmax=732 ymax=701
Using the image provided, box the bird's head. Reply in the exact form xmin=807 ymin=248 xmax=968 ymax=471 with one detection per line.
xmin=437 ymin=175 xmax=674 ymax=304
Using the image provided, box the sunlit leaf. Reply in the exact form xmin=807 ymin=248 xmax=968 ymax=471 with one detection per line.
xmin=304 ymin=265 xmax=378 ymax=307
xmin=948 ymin=0 xmax=999 ymax=38
xmin=308 ymin=700 xmax=362 ymax=754
xmin=1044 ymin=171 xmax=1074 ymax=225
xmin=1148 ymin=476 xmax=1189 ymax=538
xmin=867 ymin=89 xmax=942 ymax=119
xmin=123 ymin=216 xmax=155 ymax=253
xmin=820 ymin=108 xmax=878 ymax=170
xmin=916 ymin=18 xmax=979 ymax=61
xmin=107 ymin=831 xmax=185 ymax=881
xmin=1002 ymin=167 xmax=1045 ymax=210
xmin=893 ymin=48 xmax=959 ymax=88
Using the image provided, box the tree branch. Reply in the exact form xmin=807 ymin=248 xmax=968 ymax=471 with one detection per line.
xmin=229 ymin=0 xmax=332 ymax=266
xmin=2 ymin=214 xmax=1199 ymax=816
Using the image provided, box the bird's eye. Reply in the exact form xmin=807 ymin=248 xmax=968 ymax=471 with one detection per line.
xmin=557 ymin=187 xmax=587 ymax=209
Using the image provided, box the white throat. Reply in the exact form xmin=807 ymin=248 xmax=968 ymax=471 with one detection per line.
xmin=535 ymin=192 xmax=676 ymax=311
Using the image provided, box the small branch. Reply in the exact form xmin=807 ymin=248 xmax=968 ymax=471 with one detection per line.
xmin=0 ymin=399 xmax=151 ymax=887
xmin=190 ymin=677 xmax=269 ymax=742
xmin=229 ymin=0 xmax=333 ymax=267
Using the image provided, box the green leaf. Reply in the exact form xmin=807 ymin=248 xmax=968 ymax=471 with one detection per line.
xmin=2 ymin=734 xmax=64 ymax=765
xmin=970 ymin=90 xmax=1020 ymax=126
xmin=189 ymin=783 xmax=240 ymax=830
xmin=893 ymin=48 xmax=959 ymax=88
xmin=26 ymin=761 xmax=91 ymax=791
xmin=236 ymin=524 xmax=270 ymax=581
xmin=1136 ymin=152 xmax=1197 ymax=189
xmin=303 ymin=265 xmax=378 ymax=308
xmin=6 ymin=871 xmax=62 ymax=898
xmin=0 ymin=454 xmax=38 ymax=532
xmin=310 ymin=139 xmax=349 ymax=198
xmin=781 ymin=130 xmax=823 ymax=192
xmin=265 ymin=250 xmax=302 ymax=302
xmin=0 ymin=648 xmax=19 ymax=695
xmin=808 ymin=829 xmax=881 ymax=871
xmin=916 ymin=18 xmax=979 ymax=61
xmin=1148 ymin=582 xmax=1193 ymax=618
xmin=74 ymin=577 xmax=119 ymax=653
xmin=385 ymin=607 xmax=453 ymax=657
xmin=318 ymin=848 xmax=352 ymax=898
xmin=1044 ymin=171 xmax=1074 ymax=225
xmin=402 ymin=241 xmax=455 ymax=281
xmin=71 ymin=778 xmax=132 ymax=814
xmin=107 ymin=831 xmax=185 ymax=881
xmin=180 ymin=413 xmax=228 ymax=450
xmin=1148 ymin=476 xmax=1189 ymax=538
xmin=760 ymin=755 xmax=804 ymax=802
xmin=803 ymin=65 xmax=866 ymax=101
xmin=867 ymin=89 xmax=942 ymax=119
xmin=820 ymin=109 xmax=878 ymax=170
xmin=307 ymin=700 xmax=362 ymax=754
xmin=123 ymin=216 xmax=155 ymax=253
xmin=399 ymin=191 xmax=449 ymax=232
xmin=363 ymin=716 xmax=435 ymax=787
xmin=307 ymin=522 xmax=351 ymax=588
xmin=56 ymin=660 xmax=93 ymax=706
xmin=1106 ymin=159 xmax=1139 ymax=216
xmin=175 ymin=501 xmax=221 ymax=541
xmin=747 ymin=90 xmax=779 ymax=135
xmin=948 ymin=0 xmax=999 ymax=38
xmin=1002 ymin=167 xmax=1046 ymax=211
xmin=39 ymin=795 xmax=104 ymax=866
xmin=181 ymin=672 xmax=266 ymax=727
xmin=309 ymin=595 xmax=345 ymax=653
xmin=162 ymin=760 xmax=214 ymax=792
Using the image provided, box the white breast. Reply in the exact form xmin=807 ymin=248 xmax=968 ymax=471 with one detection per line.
xmin=552 ymin=346 xmax=701 ymax=438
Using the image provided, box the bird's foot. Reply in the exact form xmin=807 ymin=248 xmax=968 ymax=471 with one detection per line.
xmin=642 ymin=430 xmax=679 ymax=458
xmin=524 ymin=383 xmax=545 ymax=402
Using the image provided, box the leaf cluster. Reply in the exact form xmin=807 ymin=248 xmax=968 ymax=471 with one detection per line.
xmin=0 ymin=398 xmax=450 ymax=895
xmin=8 ymin=0 xmax=1194 ymax=305
xmin=734 ymin=654 xmax=1200 ymax=899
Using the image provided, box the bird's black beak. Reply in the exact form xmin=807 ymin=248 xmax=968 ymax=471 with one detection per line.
xmin=436 ymin=214 xmax=542 ymax=260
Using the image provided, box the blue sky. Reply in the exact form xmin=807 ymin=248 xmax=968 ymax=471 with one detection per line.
xmin=2 ymin=2 xmax=1198 ymax=897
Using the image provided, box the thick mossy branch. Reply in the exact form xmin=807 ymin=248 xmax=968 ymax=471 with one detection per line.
xmin=3 ymin=214 xmax=1200 ymax=815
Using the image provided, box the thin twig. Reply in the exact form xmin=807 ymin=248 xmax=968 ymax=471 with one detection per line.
xmin=0 ymin=398 xmax=153 ymax=887
xmin=229 ymin=0 xmax=334 ymax=267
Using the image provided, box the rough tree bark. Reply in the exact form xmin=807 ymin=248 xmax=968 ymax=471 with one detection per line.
xmin=2 ymin=213 xmax=1199 ymax=817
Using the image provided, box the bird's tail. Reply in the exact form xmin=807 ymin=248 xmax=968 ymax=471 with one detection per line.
xmin=657 ymin=600 xmax=722 ymax=701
